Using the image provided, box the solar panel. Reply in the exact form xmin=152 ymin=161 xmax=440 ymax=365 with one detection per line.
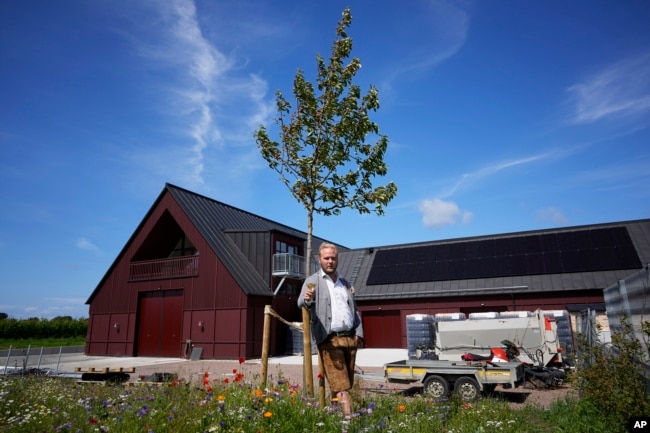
xmin=366 ymin=226 xmax=641 ymax=285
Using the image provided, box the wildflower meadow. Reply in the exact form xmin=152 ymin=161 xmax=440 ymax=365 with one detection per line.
xmin=0 ymin=359 xmax=617 ymax=433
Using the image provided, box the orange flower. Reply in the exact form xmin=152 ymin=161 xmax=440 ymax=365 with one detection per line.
xmin=217 ymin=395 xmax=226 ymax=401
xmin=263 ymin=411 xmax=272 ymax=418
xmin=397 ymin=404 xmax=406 ymax=412
xmin=253 ymin=388 xmax=264 ymax=397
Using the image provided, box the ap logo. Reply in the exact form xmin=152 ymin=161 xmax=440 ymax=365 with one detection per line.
xmin=630 ymin=417 xmax=650 ymax=432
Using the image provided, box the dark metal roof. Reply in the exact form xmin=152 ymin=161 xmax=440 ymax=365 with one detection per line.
xmin=88 ymin=183 xmax=342 ymax=302
xmin=338 ymin=219 xmax=650 ymax=301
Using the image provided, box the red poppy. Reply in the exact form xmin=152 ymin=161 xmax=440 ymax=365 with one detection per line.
xmin=89 ymin=418 xmax=99 ymax=424
xmin=238 ymin=357 xmax=245 ymax=364
xmin=223 ymin=378 xmax=229 ymax=384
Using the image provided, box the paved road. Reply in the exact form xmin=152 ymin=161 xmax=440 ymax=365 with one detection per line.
xmin=1 ymin=346 xmax=184 ymax=375
xmin=1 ymin=348 xmax=407 ymax=375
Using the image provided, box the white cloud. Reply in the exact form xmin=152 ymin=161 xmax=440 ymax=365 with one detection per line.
xmin=419 ymin=198 xmax=473 ymax=228
xmin=76 ymin=237 xmax=99 ymax=252
xmin=567 ymin=52 xmax=650 ymax=124
xmin=128 ymin=0 xmax=274 ymax=189
xmin=441 ymin=153 xmax=550 ymax=198
xmin=380 ymin=0 xmax=470 ymax=91
xmin=536 ymin=207 xmax=568 ymax=226
xmin=0 ymin=298 xmax=88 ymax=319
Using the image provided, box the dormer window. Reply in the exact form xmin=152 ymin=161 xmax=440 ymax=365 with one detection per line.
xmin=275 ymin=240 xmax=299 ymax=255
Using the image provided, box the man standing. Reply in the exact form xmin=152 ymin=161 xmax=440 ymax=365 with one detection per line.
xmin=298 ymin=242 xmax=364 ymax=419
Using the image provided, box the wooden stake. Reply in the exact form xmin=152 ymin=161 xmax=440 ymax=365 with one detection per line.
xmin=261 ymin=305 xmax=271 ymax=387
xmin=318 ymin=349 xmax=326 ymax=407
xmin=302 ymin=307 xmax=314 ymax=397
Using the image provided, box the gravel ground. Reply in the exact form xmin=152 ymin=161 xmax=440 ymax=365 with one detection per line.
xmin=129 ymin=359 xmax=574 ymax=410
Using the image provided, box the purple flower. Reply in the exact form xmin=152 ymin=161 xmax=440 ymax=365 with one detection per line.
xmin=137 ymin=405 xmax=150 ymax=417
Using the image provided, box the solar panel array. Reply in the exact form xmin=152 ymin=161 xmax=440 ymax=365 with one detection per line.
xmin=366 ymin=227 xmax=641 ymax=285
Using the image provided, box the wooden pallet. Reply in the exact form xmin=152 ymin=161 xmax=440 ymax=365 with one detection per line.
xmin=74 ymin=366 xmax=136 ymax=373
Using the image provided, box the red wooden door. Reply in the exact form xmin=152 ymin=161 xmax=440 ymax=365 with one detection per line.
xmin=362 ymin=310 xmax=402 ymax=348
xmin=137 ymin=289 xmax=183 ymax=357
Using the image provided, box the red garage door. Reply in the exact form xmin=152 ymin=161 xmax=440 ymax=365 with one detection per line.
xmin=137 ymin=289 xmax=183 ymax=357
xmin=362 ymin=310 xmax=402 ymax=348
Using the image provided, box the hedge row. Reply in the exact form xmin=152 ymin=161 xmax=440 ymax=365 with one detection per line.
xmin=0 ymin=316 xmax=88 ymax=339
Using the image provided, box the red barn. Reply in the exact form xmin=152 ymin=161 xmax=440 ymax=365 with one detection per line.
xmin=85 ymin=183 xmax=334 ymax=359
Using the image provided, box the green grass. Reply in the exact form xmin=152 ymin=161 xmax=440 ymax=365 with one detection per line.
xmin=0 ymin=337 xmax=85 ymax=350
xmin=0 ymin=367 xmax=616 ymax=433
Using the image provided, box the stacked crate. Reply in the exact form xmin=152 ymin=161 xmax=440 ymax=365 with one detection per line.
xmin=499 ymin=311 xmax=533 ymax=318
xmin=468 ymin=311 xmax=499 ymax=320
xmin=285 ymin=322 xmax=317 ymax=355
xmin=406 ymin=314 xmax=436 ymax=360
xmin=434 ymin=312 xmax=466 ymax=321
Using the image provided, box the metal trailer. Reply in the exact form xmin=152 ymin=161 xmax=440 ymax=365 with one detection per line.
xmin=433 ymin=309 xmax=564 ymax=368
xmin=384 ymin=359 xmax=526 ymax=402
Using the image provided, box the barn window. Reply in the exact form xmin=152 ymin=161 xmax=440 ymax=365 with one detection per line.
xmin=275 ymin=240 xmax=299 ymax=255
xmin=169 ymin=234 xmax=197 ymax=257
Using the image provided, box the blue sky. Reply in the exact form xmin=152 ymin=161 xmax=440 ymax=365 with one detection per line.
xmin=1 ymin=0 xmax=649 ymax=319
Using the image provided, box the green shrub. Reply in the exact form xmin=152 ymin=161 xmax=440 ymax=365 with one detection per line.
xmin=574 ymin=315 xmax=650 ymax=429
xmin=0 ymin=316 xmax=87 ymax=340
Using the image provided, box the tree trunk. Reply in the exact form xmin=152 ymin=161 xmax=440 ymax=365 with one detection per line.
xmin=302 ymin=207 xmax=315 ymax=398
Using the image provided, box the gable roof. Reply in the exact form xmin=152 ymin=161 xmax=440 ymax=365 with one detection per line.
xmin=87 ymin=183 xmax=341 ymax=303
xmin=337 ymin=219 xmax=650 ymax=301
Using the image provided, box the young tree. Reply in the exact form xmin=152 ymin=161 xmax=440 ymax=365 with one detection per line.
xmin=255 ymin=8 xmax=397 ymax=398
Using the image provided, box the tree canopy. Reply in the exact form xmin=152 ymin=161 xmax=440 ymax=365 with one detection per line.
xmin=255 ymin=8 xmax=397 ymax=250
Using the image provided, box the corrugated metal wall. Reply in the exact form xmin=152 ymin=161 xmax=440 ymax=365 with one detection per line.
xmin=87 ymin=193 xmax=263 ymax=359
xmin=604 ymin=266 xmax=650 ymax=340
xmin=603 ymin=266 xmax=650 ymax=388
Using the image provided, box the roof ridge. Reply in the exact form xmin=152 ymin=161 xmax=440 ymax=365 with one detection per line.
xmin=165 ymin=182 xmax=346 ymax=247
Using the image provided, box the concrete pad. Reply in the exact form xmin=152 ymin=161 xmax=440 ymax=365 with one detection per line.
xmin=1 ymin=348 xmax=409 ymax=375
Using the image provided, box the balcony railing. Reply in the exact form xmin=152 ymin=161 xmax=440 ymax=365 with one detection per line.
xmin=272 ymin=253 xmax=319 ymax=279
xmin=129 ymin=256 xmax=199 ymax=281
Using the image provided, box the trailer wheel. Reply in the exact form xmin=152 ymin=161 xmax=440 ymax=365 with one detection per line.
xmin=422 ymin=375 xmax=449 ymax=400
xmin=454 ymin=377 xmax=480 ymax=402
